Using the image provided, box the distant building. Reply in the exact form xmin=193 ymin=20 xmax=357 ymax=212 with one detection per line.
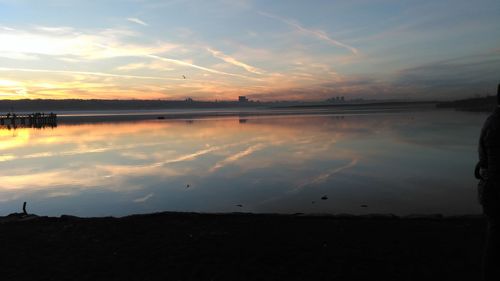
xmin=326 ymin=96 xmax=346 ymax=103
xmin=185 ymin=97 xmax=194 ymax=102
xmin=238 ymin=96 xmax=249 ymax=102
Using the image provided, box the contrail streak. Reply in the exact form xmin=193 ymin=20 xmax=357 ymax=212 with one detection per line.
xmin=206 ymin=47 xmax=263 ymax=75
xmin=127 ymin=17 xmax=149 ymax=26
xmin=0 ymin=67 xmax=182 ymax=81
xmin=259 ymin=11 xmax=358 ymax=55
xmin=94 ymin=43 xmax=259 ymax=80
xmin=145 ymin=54 xmax=260 ymax=80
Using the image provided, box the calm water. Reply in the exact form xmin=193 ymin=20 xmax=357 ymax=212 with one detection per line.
xmin=0 ymin=109 xmax=487 ymax=216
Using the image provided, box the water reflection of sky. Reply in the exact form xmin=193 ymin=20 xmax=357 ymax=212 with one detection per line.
xmin=0 ymin=110 xmax=487 ymax=216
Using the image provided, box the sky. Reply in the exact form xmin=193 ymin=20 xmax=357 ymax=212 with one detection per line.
xmin=0 ymin=0 xmax=499 ymax=101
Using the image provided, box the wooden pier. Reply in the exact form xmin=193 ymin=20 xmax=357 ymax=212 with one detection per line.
xmin=0 ymin=112 xmax=57 ymax=128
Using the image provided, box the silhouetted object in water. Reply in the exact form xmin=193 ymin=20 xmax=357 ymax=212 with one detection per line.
xmin=477 ymin=83 xmax=500 ymax=281
xmin=0 ymin=112 xmax=57 ymax=128
xmin=360 ymin=205 xmax=368 ymax=208
xmin=22 ymin=202 xmax=27 ymax=216
xmin=321 ymin=195 xmax=328 ymax=200
xmin=311 ymin=201 xmax=315 ymax=204
xmin=157 ymin=116 xmax=165 ymax=119
xmin=236 ymin=204 xmax=243 ymax=207
xmin=186 ymin=184 xmax=190 ymax=188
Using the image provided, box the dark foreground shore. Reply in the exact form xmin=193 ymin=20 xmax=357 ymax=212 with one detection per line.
xmin=0 ymin=212 xmax=486 ymax=281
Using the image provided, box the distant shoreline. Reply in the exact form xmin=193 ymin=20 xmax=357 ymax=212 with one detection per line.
xmin=436 ymin=95 xmax=497 ymax=112
xmin=20 ymin=102 xmax=440 ymax=124
xmin=272 ymin=100 xmax=437 ymax=109
xmin=0 ymin=99 xmax=437 ymax=112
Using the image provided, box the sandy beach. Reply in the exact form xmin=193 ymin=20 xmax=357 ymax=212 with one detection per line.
xmin=0 ymin=212 xmax=486 ymax=281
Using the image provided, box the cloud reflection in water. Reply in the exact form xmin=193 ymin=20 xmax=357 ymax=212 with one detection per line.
xmin=0 ymin=111 xmax=485 ymax=216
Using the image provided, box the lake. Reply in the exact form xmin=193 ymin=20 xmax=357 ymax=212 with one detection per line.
xmin=0 ymin=108 xmax=487 ymax=216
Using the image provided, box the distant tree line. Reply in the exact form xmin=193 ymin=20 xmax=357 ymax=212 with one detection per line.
xmin=436 ymin=95 xmax=497 ymax=112
xmin=0 ymin=99 xmax=268 ymax=112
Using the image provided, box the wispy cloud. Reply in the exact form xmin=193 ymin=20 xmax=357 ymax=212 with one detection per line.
xmin=0 ymin=26 xmax=15 ymax=31
xmin=0 ymin=154 xmax=16 ymax=162
xmin=0 ymin=27 xmax=176 ymax=60
xmin=145 ymin=53 xmax=258 ymax=80
xmin=207 ymin=47 xmax=263 ymax=75
xmin=35 ymin=26 xmax=75 ymax=34
xmin=0 ymin=79 xmax=28 ymax=97
xmin=0 ymin=52 xmax=38 ymax=60
xmin=393 ymin=51 xmax=500 ymax=97
xmin=0 ymin=67 xmax=182 ymax=81
xmin=115 ymin=61 xmax=175 ymax=71
xmin=259 ymin=11 xmax=358 ymax=55
xmin=127 ymin=17 xmax=149 ymax=26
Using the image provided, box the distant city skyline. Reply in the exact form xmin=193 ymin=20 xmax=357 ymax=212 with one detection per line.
xmin=0 ymin=0 xmax=499 ymax=101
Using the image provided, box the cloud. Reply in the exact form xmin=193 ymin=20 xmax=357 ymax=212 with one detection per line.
xmin=0 ymin=26 xmax=15 ymax=31
xmin=206 ymin=47 xmax=263 ymax=75
xmin=34 ymin=26 xmax=75 ymax=34
xmin=245 ymin=48 xmax=500 ymax=101
xmin=0 ymin=67 xmax=182 ymax=81
xmin=244 ymin=74 xmax=362 ymax=101
xmin=115 ymin=61 xmax=175 ymax=71
xmin=393 ymin=52 xmax=500 ymax=97
xmin=0 ymin=26 xmax=176 ymax=60
xmin=145 ymin=53 xmax=258 ymax=80
xmin=0 ymin=79 xmax=29 ymax=97
xmin=259 ymin=11 xmax=358 ymax=55
xmin=0 ymin=154 xmax=16 ymax=162
xmin=127 ymin=17 xmax=149 ymax=26
xmin=0 ymin=52 xmax=39 ymax=60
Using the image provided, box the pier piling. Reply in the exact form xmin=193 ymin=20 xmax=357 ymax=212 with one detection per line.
xmin=0 ymin=112 xmax=57 ymax=128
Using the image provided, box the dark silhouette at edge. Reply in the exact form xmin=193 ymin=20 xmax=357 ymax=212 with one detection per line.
xmin=0 ymin=112 xmax=57 ymax=129
xmin=476 ymin=83 xmax=500 ymax=280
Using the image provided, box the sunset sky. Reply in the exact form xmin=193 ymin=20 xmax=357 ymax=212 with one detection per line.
xmin=0 ymin=0 xmax=499 ymax=101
